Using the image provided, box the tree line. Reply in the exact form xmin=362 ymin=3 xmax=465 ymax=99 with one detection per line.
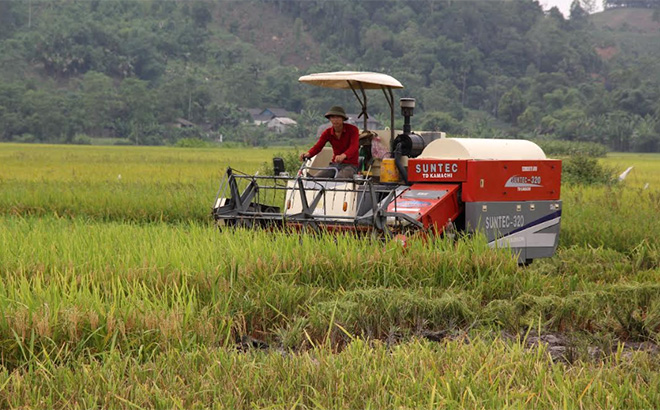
xmin=0 ymin=0 xmax=659 ymax=151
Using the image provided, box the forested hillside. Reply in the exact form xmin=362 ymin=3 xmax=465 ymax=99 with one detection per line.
xmin=0 ymin=0 xmax=659 ymax=151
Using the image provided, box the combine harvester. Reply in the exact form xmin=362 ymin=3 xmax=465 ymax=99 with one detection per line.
xmin=213 ymin=72 xmax=562 ymax=264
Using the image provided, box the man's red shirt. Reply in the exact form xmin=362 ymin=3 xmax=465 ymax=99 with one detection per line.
xmin=307 ymin=123 xmax=360 ymax=167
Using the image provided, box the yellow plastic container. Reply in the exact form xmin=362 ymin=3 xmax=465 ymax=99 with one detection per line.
xmin=380 ymin=158 xmax=401 ymax=183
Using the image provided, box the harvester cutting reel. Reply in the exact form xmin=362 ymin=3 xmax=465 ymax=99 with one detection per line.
xmin=212 ymin=166 xmax=424 ymax=236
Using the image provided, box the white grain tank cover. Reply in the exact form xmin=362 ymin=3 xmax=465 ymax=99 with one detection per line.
xmin=418 ymin=138 xmax=546 ymax=160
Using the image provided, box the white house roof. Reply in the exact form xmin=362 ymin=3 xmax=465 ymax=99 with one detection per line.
xmin=299 ymin=71 xmax=404 ymax=90
xmin=269 ymin=117 xmax=297 ymax=125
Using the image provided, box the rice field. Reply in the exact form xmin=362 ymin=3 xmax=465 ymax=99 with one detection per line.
xmin=1 ymin=142 xmax=660 ymax=409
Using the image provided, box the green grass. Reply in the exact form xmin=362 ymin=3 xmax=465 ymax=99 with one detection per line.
xmin=603 ymin=153 xmax=660 ymax=188
xmin=0 ymin=143 xmax=291 ymax=222
xmin=2 ymin=143 xmax=660 ymax=408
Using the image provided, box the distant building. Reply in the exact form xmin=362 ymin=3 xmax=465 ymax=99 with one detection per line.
xmin=245 ymin=107 xmax=298 ymax=133
xmin=245 ymin=108 xmax=295 ymax=125
xmin=267 ymin=117 xmax=298 ymax=134
xmin=173 ymin=118 xmax=196 ymax=128
xmin=246 ymin=109 xmax=268 ymax=124
xmin=263 ymin=108 xmax=291 ymax=118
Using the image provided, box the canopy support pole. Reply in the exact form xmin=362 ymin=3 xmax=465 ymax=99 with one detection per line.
xmin=348 ymin=82 xmax=369 ymax=131
xmin=382 ymin=86 xmax=395 ymax=143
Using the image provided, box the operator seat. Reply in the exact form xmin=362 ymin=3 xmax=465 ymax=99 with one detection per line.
xmin=306 ymin=147 xmax=334 ymax=177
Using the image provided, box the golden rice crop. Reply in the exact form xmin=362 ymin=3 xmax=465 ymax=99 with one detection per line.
xmin=2 ymin=143 xmax=660 ymax=408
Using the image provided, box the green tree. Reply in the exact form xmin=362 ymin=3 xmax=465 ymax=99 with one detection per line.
xmin=0 ymin=1 xmax=20 ymax=39
xmin=0 ymin=81 xmax=26 ymax=140
xmin=580 ymin=0 xmax=599 ymax=14
xmin=225 ymin=65 xmax=263 ymax=108
xmin=631 ymin=116 xmax=659 ymax=152
xmin=498 ymin=86 xmax=525 ymax=125
xmin=485 ymin=75 xmax=514 ymax=118
xmin=227 ymin=123 xmax=268 ymax=146
xmin=291 ymin=109 xmax=323 ymax=139
xmin=20 ymin=89 xmax=69 ymax=141
xmin=80 ymin=71 xmax=117 ymax=136
xmin=600 ymin=111 xmax=638 ymax=152
xmin=517 ymin=106 xmax=543 ymax=133
xmin=207 ymin=103 xmax=248 ymax=129
xmin=419 ymin=112 xmax=463 ymax=134
xmin=613 ymin=85 xmax=657 ymax=117
xmin=527 ymin=16 xmax=569 ymax=73
xmin=570 ymin=0 xmax=589 ymax=23
xmin=118 ymin=78 xmax=155 ymax=145
xmin=420 ymin=81 xmax=464 ymax=120
xmin=191 ymin=2 xmax=213 ymax=28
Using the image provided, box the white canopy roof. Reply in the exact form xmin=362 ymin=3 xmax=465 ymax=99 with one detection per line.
xmin=298 ymin=71 xmax=404 ymax=90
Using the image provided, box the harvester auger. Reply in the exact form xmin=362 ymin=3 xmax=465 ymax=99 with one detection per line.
xmin=212 ymin=71 xmax=562 ymax=264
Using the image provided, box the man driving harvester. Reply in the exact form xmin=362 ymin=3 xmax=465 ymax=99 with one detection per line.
xmin=299 ymin=105 xmax=359 ymax=178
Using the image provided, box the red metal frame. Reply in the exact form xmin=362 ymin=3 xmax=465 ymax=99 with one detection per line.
xmin=387 ymin=183 xmax=462 ymax=232
xmin=461 ymin=160 xmax=561 ymax=202
xmin=407 ymin=159 xmax=467 ymax=182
